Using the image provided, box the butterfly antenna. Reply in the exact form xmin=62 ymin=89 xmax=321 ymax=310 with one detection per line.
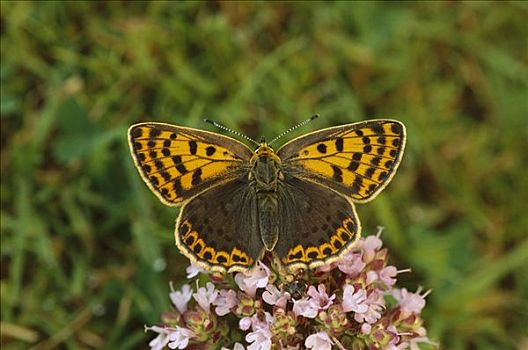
xmin=204 ymin=119 xmax=260 ymax=146
xmin=268 ymin=114 xmax=319 ymax=146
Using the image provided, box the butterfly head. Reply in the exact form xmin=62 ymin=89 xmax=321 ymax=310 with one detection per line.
xmin=253 ymin=142 xmax=280 ymax=161
xmin=249 ymin=142 xmax=283 ymax=189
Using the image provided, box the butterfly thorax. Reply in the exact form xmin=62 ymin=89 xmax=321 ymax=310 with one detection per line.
xmin=249 ymin=144 xmax=283 ymax=192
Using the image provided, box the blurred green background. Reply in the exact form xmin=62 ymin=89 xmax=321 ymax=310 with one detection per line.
xmin=1 ymin=2 xmax=527 ymax=349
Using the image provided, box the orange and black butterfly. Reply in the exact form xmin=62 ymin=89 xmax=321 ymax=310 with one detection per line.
xmin=128 ymin=117 xmax=406 ymax=273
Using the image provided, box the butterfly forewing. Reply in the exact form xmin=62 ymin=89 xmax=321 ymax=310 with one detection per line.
xmin=278 ymin=120 xmax=406 ymax=202
xmin=128 ymin=123 xmax=253 ymax=205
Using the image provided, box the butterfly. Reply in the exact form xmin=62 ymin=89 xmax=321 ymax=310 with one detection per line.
xmin=128 ymin=118 xmax=406 ymax=273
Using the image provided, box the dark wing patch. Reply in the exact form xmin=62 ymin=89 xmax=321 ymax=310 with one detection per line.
xmin=176 ymin=178 xmax=264 ymax=273
xmin=276 ymin=176 xmax=360 ymax=270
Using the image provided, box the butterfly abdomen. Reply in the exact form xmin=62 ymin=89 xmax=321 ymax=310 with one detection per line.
xmin=257 ymin=193 xmax=279 ymax=251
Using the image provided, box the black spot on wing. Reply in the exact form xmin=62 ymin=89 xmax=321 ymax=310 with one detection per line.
xmin=189 ymin=140 xmax=198 ymax=155
xmin=391 ymin=123 xmax=403 ymax=135
xmin=335 ymin=138 xmax=344 ymax=152
xmin=348 ymin=161 xmax=359 ymax=171
xmin=317 ymin=143 xmax=327 ymax=154
xmin=371 ymin=124 xmax=384 ymax=134
xmin=172 ymin=156 xmax=188 ymax=174
xmin=206 ymin=146 xmax=216 ymax=156
xmin=173 ymin=179 xmax=183 ymax=196
xmin=332 ymin=165 xmax=343 ymax=183
xmin=150 ymin=128 xmax=161 ymax=138
xmin=192 ymin=168 xmax=202 ymax=185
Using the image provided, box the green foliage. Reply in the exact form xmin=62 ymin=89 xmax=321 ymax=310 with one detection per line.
xmin=1 ymin=2 xmax=527 ymax=349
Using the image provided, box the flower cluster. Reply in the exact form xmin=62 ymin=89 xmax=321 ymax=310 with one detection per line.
xmin=146 ymin=229 xmax=437 ymax=349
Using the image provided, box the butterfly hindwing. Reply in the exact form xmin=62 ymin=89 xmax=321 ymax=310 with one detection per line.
xmin=278 ymin=120 xmax=406 ymax=202
xmin=128 ymin=122 xmax=253 ymax=205
xmin=176 ymin=178 xmax=264 ymax=273
xmin=276 ymin=175 xmax=360 ymax=269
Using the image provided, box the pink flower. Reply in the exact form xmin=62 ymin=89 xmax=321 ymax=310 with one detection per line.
xmin=213 ymin=289 xmax=238 ymax=316
xmin=147 ymin=233 xmax=434 ymax=350
xmin=146 ymin=325 xmax=195 ymax=350
xmin=305 ymin=331 xmax=334 ymax=350
xmin=186 ymin=262 xmax=205 ymax=279
xmin=337 ymin=250 xmax=366 ymax=276
xmin=292 ymin=297 xmax=318 ymax=318
xmin=353 ymin=289 xmax=385 ymax=324
xmin=341 ymin=284 xmax=368 ymax=313
xmin=360 ymin=323 xmax=371 ymax=335
xmin=293 ymin=284 xmax=335 ymax=318
xmin=367 ymin=266 xmax=409 ymax=287
xmin=146 ymin=326 xmax=172 ymax=350
xmin=378 ymin=265 xmax=398 ymax=286
xmin=235 ymin=262 xmax=270 ymax=297
xmin=359 ymin=235 xmax=383 ymax=263
xmin=239 ymin=312 xmax=273 ymax=332
xmin=246 ymin=327 xmax=272 ymax=350
xmin=167 ymin=326 xmax=195 ymax=349
xmin=366 ymin=270 xmax=379 ymax=285
xmin=406 ymin=327 xmax=437 ymax=350
xmin=262 ymin=284 xmax=290 ymax=309
xmin=307 ymin=284 xmax=335 ymax=310
xmin=192 ymin=282 xmax=218 ymax=314
xmin=239 ymin=316 xmax=253 ymax=331
xmin=169 ymin=283 xmax=193 ymax=314
xmin=392 ymin=287 xmax=430 ymax=317
xmin=243 ymin=312 xmax=273 ymax=350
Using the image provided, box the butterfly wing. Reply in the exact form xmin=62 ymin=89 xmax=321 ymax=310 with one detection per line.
xmin=128 ymin=122 xmax=253 ymax=205
xmin=277 ymin=120 xmax=406 ymax=202
xmin=176 ymin=178 xmax=263 ymax=273
xmin=276 ymin=175 xmax=360 ymax=269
